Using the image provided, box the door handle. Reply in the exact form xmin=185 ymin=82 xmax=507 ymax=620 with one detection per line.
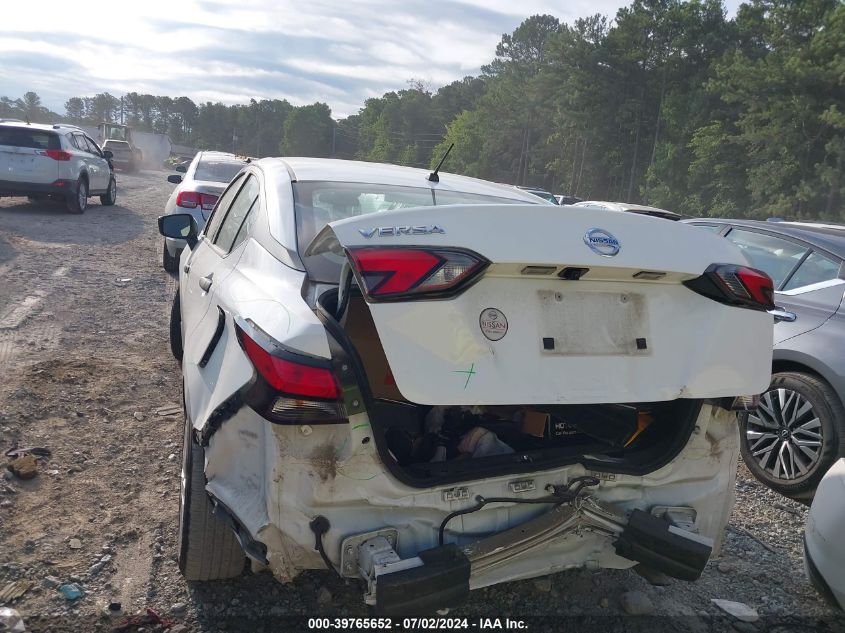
xmin=769 ymin=307 xmax=796 ymax=323
xmin=198 ymin=274 xmax=213 ymax=292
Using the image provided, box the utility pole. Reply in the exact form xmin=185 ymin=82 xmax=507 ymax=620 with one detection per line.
xmin=331 ymin=121 xmax=337 ymax=158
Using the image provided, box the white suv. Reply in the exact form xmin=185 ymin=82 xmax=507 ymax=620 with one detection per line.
xmin=159 ymin=158 xmax=774 ymax=616
xmin=0 ymin=121 xmax=116 ymax=213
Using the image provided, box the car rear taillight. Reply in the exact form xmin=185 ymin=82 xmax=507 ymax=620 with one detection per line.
xmin=41 ymin=149 xmax=72 ymax=161
xmin=176 ymin=191 xmax=218 ymax=211
xmin=683 ymin=264 xmax=775 ymax=311
xmin=236 ymin=322 xmax=346 ymax=424
xmin=347 ymin=247 xmax=488 ymax=301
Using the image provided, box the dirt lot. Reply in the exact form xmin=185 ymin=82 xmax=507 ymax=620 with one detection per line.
xmin=1 ymin=171 xmax=843 ymax=632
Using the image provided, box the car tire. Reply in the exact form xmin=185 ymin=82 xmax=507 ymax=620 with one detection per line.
xmin=163 ymin=241 xmax=179 ymax=273
xmin=100 ymin=177 xmax=116 ymax=206
xmin=740 ymin=371 xmax=845 ymax=500
xmin=170 ymin=290 xmax=184 ymax=362
xmin=65 ymin=177 xmax=88 ymax=214
xmin=177 ymin=398 xmax=245 ymax=581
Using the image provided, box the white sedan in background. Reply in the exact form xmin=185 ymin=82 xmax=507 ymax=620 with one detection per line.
xmin=158 ymin=157 xmax=773 ymax=616
xmin=161 ymin=151 xmax=248 ymax=272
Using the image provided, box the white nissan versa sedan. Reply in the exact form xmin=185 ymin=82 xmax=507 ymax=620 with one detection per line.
xmin=159 ymin=158 xmax=774 ymax=616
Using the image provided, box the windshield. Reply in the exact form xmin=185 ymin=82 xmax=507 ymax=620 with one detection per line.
xmin=194 ymin=158 xmax=246 ymax=184
xmin=294 ymin=180 xmax=526 ymax=282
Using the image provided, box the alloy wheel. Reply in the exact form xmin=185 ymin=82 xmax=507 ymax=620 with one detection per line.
xmin=746 ymin=388 xmax=823 ymax=480
xmin=78 ymin=181 xmax=87 ymax=209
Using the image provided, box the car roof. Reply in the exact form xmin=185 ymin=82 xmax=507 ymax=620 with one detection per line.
xmin=261 ymin=157 xmax=544 ymax=204
xmin=0 ymin=120 xmax=68 ymax=132
xmin=197 ymin=150 xmax=247 ymax=163
xmin=684 ymin=218 xmax=845 ymax=257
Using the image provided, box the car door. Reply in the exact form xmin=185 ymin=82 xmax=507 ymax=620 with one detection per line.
xmin=82 ymin=134 xmax=110 ymax=191
xmin=723 ymin=227 xmax=845 ymax=345
xmin=183 ymin=172 xmax=261 ymax=426
xmin=72 ymin=133 xmax=103 ymax=191
xmin=772 ymin=250 xmax=845 ymax=345
xmin=180 ymin=172 xmax=247 ymax=342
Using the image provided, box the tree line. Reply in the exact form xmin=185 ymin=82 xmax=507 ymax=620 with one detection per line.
xmin=2 ymin=0 xmax=842 ymax=220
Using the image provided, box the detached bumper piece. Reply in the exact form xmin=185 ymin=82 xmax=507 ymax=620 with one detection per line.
xmin=375 ymin=545 xmax=470 ymax=617
xmin=353 ymin=535 xmax=469 ymax=617
xmin=614 ymin=509 xmax=712 ymax=581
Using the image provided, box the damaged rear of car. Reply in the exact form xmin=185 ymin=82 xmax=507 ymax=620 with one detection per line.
xmin=163 ymin=158 xmax=774 ymax=616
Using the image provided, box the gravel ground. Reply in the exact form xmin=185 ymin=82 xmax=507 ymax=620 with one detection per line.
xmin=1 ymin=171 xmax=843 ymax=633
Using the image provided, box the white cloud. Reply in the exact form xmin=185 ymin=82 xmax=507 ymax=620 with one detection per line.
xmin=0 ymin=0 xmax=740 ymax=118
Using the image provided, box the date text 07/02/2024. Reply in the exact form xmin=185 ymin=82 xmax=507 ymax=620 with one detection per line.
xmin=307 ymin=618 xmax=528 ymax=630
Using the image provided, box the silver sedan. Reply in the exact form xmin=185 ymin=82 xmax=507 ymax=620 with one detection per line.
xmin=162 ymin=151 xmax=247 ymax=272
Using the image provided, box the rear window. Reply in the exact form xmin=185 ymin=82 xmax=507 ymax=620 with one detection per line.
xmin=293 ymin=181 xmax=526 ymax=282
xmin=194 ymin=158 xmax=245 ymax=184
xmin=0 ymin=127 xmax=60 ymax=150
xmin=527 ymin=190 xmax=557 ymax=204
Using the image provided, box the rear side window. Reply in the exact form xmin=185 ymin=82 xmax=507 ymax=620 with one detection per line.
xmin=83 ymin=136 xmax=102 ymax=155
xmin=724 ymin=229 xmax=808 ymax=288
xmin=214 ymin=175 xmax=259 ymax=253
xmin=204 ymin=173 xmax=245 ymax=241
xmin=72 ymin=133 xmax=94 ymax=154
xmin=782 ymin=251 xmax=841 ymax=291
xmin=0 ymin=127 xmax=60 ymax=150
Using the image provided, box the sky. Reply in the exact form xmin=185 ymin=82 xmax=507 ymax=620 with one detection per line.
xmin=0 ymin=0 xmax=742 ymax=119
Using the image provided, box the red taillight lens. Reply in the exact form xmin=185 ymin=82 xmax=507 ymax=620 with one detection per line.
xmin=176 ymin=191 xmax=198 ymax=208
xmin=200 ymin=193 xmax=218 ymax=211
xmin=177 ymin=191 xmax=218 ymax=211
xmin=347 ymin=247 xmax=488 ymax=300
xmin=684 ymin=264 xmax=775 ymax=311
xmin=733 ymin=267 xmax=775 ymax=308
xmin=237 ymin=326 xmax=340 ymax=400
xmin=41 ymin=149 xmax=72 ymax=161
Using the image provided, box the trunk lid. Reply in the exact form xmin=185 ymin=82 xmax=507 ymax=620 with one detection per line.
xmin=308 ymin=204 xmax=773 ymax=405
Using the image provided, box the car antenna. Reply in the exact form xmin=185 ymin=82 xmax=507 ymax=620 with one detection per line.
xmin=427 ymin=143 xmax=454 ymax=183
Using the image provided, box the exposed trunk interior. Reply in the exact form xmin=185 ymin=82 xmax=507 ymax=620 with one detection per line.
xmin=317 ymin=288 xmax=703 ymax=488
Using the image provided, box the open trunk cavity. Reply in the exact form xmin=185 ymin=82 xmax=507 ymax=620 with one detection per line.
xmin=318 ymin=289 xmax=703 ymax=487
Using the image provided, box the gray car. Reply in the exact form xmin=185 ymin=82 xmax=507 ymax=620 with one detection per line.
xmin=686 ymin=218 xmax=845 ymax=500
xmin=162 ymin=151 xmax=248 ymax=272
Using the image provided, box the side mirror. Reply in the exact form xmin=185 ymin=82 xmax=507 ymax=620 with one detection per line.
xmin=158 ymin=214 xmax=199 ymax=250
xmin=167 ymin=174 xmax=183 ymax=184
xmin=102 ymin=149 xmax=114 ymax=159
xmin=175 ymin=164 xmax=188 ymax=173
